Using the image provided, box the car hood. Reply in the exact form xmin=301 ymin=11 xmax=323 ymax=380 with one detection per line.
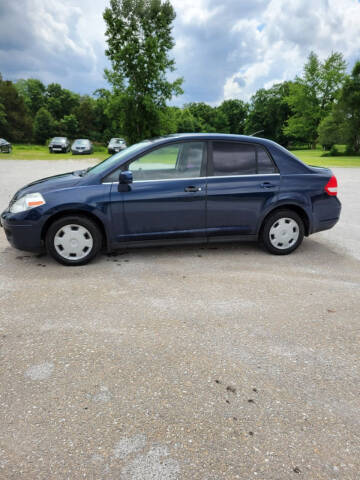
xmin=12 ymin=172 xmax=83 ymax=201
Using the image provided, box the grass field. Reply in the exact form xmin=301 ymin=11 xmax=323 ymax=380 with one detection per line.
xmin=293 ymin=149 xmax=360 ymax=167
xmin=0 ymin=144 xmax=109 ymax=161
xmin=1 ymin=143 xmax=360 ymax=167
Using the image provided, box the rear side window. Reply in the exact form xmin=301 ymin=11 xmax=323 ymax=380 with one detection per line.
xmin=212 ymin=142 xmax=256 ymax=176
xmin=211 ymin=142 xmax=278 ymax=176
xmin=257 ymin=145 xmax=277 ymax=174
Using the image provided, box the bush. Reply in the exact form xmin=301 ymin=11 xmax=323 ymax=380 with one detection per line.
xmin=330 ymin=145 xmax=339 ymax=156
xmin=345 ymin=144 xmax=356 ymax=155
xmin=321 ymin=145 xmax=340 ymax=157
xmin=92 ymin=142 xmax=106 ymax=153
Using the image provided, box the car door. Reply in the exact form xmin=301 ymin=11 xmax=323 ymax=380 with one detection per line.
xmin=206 ymin=141 xmax=280 ymax=238
xmin=109 ymin=141 xmax=207 ymax=244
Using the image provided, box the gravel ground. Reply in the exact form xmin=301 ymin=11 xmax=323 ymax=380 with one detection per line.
xmin=0 ymin=160 xmax=359 ymax=480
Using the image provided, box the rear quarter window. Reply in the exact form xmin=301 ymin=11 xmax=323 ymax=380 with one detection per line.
xmin=257 ymin=145 xmax=278 ymax=174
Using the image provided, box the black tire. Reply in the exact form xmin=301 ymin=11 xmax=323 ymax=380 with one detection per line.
xmin=49 ymin=148 xmax=53 ymax=153
xmin=260 ymin=209 xmax=304 ymax=255
xmin=45 ymin=215 xmax=102 ymax=266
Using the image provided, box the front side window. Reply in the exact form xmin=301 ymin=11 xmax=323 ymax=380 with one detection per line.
xmin=212 ymin=142 xmax=256 ymax=176
xmin=106 ymin=142 xmax=205 ymax=182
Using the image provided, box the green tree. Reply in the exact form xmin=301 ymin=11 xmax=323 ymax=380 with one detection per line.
xmin=15 ymin=78 xmax=46 ymax=116
xmin=46 ymin=83 xmax=80 ymax=121
xmin=284 ymin=52 xmax=346 ymax=147
xmin=182 ymin=103 xmax=207 ymax=131
xmin=335 ymin=61 xmax=360 ymax=153
xmin=0 ymin=76 xmax=32 ymax=142
xmin=158 ymin=106 xmax=177 ymax=135
xmin=93 ymin=88 xmax=118 ymax=142
xmin=33 ymin=108 xmax=55 ymax=144
xmin=103 ymin=0 xmax=183 ymax=144
xmin=59 ymin=114 xmax=79 ymax=138
xmin=245 ymin=82 xmax=292 ymax=145
xmin=0 ymin=99 xmax=7 ymax=130
xmin=218 ymin=99 xmax=248 ymax=134
xmin=317 ymin=113 xmax=343 ymax=150
xmin=175 ymin=107 xmax=201 ymax=133
xmin=74 ymin=96 xmax=97 ymax=138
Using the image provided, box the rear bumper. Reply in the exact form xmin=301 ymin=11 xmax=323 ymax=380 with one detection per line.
xmin=311 ymin=196 xmax=341 ymax=234
xmin=1 ymin=211 xmax=44 ymax=253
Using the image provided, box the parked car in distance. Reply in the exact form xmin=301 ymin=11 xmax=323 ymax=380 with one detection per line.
xmin=49 ymin=137 xmax=70 ymax=153
xmin=107 ymin=138 xmax=127 ymax=154
xmin=0 ymin=138 xmax=12 ymax=153
xmin=71 ymin=139 xmax=93 ymax=155
xmin=1 ymin=133 xmax=341 ymax=266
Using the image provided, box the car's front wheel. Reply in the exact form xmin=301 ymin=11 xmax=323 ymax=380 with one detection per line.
xmin=260 ymin=209 xmax=304 ymax=255
xmin=46 ymin=215 xmax=102 ymax=266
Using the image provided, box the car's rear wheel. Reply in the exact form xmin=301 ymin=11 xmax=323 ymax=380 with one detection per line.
xmin=46 ymin=215 xmax=102 ymax=266
xmin=260 ymin=209 xmax=304 ymax=255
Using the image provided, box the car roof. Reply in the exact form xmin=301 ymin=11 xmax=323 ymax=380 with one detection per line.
xmin=147 ymin=132 xmax=278 ymax=148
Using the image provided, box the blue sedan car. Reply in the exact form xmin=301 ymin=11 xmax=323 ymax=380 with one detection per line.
xmin=1 ymin=134 xmax=341 ymax=266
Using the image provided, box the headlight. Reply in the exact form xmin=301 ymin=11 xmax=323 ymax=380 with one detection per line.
xmin=10 ymin=193 xmax=46 ymax=214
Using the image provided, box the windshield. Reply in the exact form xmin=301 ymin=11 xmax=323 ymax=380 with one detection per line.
xmin=74 ymin=139 xmax=88 ymax=145
xmin=87 ymin=140 xmax=151 ymax=176
xmin=52 ymin=137 xmax=66 ymax=142
xmin=110 ymin=138 xmax=124 ymax=145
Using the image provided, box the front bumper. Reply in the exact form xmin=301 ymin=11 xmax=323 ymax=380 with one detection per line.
xmin=1 ymin=210 xmax=44 ymax=253
xmin=50 ymin=145 xmax=67 ymax=152
xmin=72 ymin=149 xmax=91 ymax=155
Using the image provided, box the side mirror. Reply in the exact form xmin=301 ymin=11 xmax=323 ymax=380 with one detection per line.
xmin=119 ymin=170 xmax=133 ymax=184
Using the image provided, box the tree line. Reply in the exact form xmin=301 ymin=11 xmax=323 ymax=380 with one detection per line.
xmin=0 ymin=0 xmax=359 ymax=154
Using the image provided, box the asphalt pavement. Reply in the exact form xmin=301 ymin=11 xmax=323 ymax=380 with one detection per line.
xmin=0 ymin=160 xmax=359 ymax=479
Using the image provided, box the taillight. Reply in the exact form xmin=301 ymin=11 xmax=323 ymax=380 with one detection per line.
xmin=325 ymin=175 xmax=338 ymax=196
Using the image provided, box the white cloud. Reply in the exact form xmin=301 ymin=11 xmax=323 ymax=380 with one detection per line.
xmin=1 ymin=0 xmax=360 ymax=102
xmin=171 ymin=0 xmax=223 ymax=24
xmin=221 ymin=0 xmax=360 ymax=102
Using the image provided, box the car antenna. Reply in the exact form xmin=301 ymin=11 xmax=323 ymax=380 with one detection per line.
xmin=249 ymin=129 xmax=264 ymax=137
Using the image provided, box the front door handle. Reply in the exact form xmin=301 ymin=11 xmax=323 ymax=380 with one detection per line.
xmin=260 ymin=182 xmax=275 ymax=189
xmin=184 ymin=186 xmax=201 ymax=192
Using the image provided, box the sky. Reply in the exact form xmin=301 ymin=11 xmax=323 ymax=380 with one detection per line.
xmin=1 ymin=0 xmax=360 ymax=106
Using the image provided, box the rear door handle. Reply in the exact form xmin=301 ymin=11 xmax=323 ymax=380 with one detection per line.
xmin=260 ymin=182 xmax=275 ymax=189
xmin=184 ymin=186 xmax=201 ymax=192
